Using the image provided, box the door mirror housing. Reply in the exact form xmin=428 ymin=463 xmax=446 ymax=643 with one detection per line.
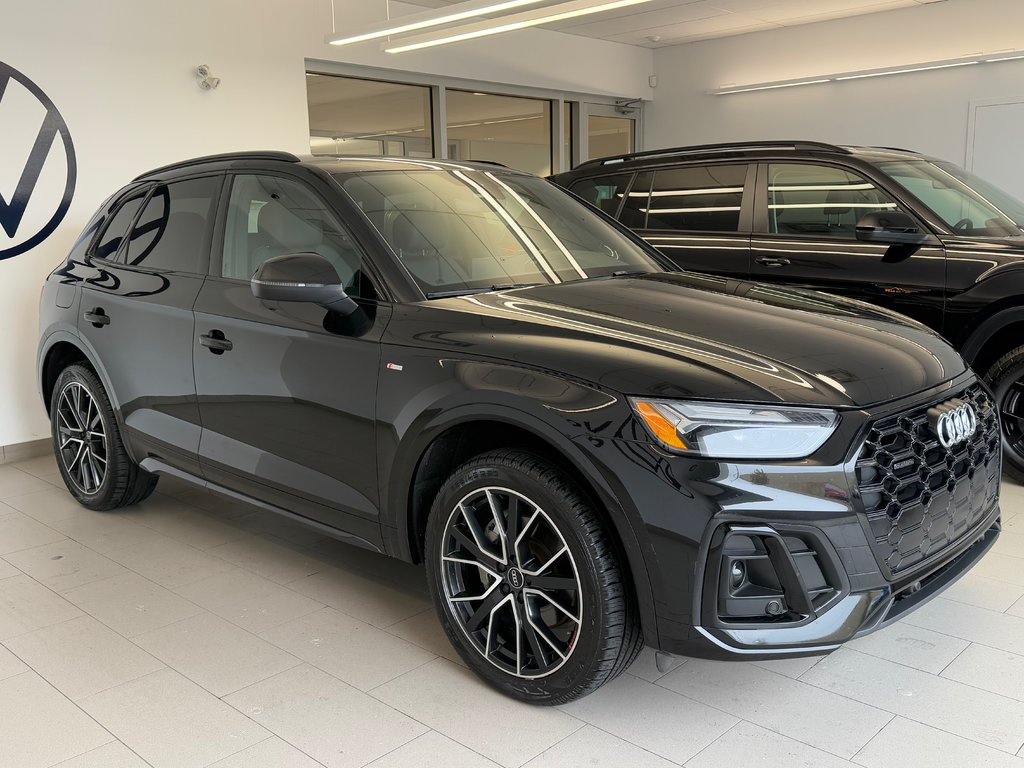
xmin=251 ymin=253 xmax=358 ymax=315
xmin=855 ymin=211 xmax=930 ymax=245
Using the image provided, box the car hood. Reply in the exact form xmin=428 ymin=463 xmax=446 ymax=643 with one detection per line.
xmin=411 ymin=273 xmax=966 ymax=408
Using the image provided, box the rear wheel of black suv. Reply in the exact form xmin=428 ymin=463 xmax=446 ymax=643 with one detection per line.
xmin=425 ymin=449 xmax=642 ymax=704
xmin=50 ymin=365 xmax=158 ymax=510
xmin=987 ymin=346 xmax=1024 ymax=483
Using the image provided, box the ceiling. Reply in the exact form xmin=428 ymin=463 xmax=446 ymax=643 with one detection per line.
xmin=404 ymin=0 xmax=944 ymax=47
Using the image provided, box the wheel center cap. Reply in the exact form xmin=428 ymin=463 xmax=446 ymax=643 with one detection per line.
xmin=506 ymin=567 xmax=524 ymax=590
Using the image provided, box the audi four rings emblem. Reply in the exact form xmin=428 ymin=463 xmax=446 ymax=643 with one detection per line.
xmin=927 ymin=399 xmax=978 ymax=449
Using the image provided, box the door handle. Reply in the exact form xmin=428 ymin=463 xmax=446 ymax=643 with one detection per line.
xmin=83 ymin=308 xmax=110 ymax=327
xmin=199 ymin=330 xmax=233 ymax=354
xmin=755 ymin=257 xmax=792 ymax=268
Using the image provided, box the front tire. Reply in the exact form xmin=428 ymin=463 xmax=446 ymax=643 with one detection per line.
xmin=425 ymin=450 xmax=642 ymax=704
xmin=50 ymin=365 xmax=157 ymax=510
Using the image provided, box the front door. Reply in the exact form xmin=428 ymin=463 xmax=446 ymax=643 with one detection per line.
xmin=749 ymin=162 xmax=946 ymax=332
xmin=193 ymin=172 xmax=388 ymax=546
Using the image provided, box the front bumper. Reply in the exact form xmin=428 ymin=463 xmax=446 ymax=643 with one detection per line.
xmin=601 ymin=372 xmax=1002 ymax=660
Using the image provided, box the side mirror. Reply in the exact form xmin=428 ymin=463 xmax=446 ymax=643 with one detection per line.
xmin=251 ymin=253 xmax=358 ymax=316
xmin=855 ymin=211 xmax=929 ymax=245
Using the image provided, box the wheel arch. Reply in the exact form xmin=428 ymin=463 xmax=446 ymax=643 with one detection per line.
xmin=390 ymin=406 xmax=659 ymax=646
xmin=960 ymin=305 xmax=1024 ymax=377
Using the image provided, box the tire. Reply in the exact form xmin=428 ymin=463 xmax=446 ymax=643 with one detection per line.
xmin=986 ymin=345 xmax=1024 ymax=484
xmin=50 ymin=364 xmax=158 ymax=510
xmin=425 ymin=449 xmax=642 ymax=704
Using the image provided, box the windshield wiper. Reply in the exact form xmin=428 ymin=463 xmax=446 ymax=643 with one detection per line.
xmin=426 ymin=283 xmax=541 ymax=299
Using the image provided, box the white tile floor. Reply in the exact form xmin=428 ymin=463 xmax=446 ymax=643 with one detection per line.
xmin=1 ymin=453 xmax=1023 ymax=768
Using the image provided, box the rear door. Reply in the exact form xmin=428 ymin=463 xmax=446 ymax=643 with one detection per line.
xmin=749 ymin=161 xmax=946 ymax=332
xmin=78 ymin=175 xmax=221 ymax=475
xmin=192 ymin=171 xmax=389 ymax=546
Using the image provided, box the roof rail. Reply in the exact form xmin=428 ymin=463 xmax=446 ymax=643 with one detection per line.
xmin=574 ymin=140 xmax=850 ymax=170
xmin=846 ymin=145 xmax=920 ymax=154
xmin=134 ymin=151 xmax=301 ymax=181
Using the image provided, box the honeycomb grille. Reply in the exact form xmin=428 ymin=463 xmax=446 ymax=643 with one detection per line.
xmin=855 ymin=384 xmax=1000 ymax=576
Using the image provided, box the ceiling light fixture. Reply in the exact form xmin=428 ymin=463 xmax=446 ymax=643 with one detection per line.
xmin=383 ymin=0 xmax=658 ymax=53
xmin=326 ymin=0 xmax=549 ymax=46
xmin=713 ymin=50 xmax=1024 ymax=95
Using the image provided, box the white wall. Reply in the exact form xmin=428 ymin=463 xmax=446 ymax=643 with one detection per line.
xmin=0 ymin=0 xmax=652 ymax=447
xmin=646 ymin=0 xmax=1024 ymax=164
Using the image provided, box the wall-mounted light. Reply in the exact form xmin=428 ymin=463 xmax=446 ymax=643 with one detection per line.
xmin=196 ymin=64 xmax=220 ymax=90
xmin=712 ymin=51 xmax=1024 ymax=95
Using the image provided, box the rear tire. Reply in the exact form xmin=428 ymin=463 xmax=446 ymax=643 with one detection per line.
xmin=50 ymin=365 xmax=158 ymax=510
xmin=986 ymin=346 xmax=1024 ymax=484
xmin=425 ymin=449 xmax=642 ymax=704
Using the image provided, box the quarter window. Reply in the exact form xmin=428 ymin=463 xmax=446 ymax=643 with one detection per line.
xmin=569 ymin=175 xmax=632 ymax=218
xmin=125 ymin=177 xmax=219 ymax=273
xmin=767 ymin=164 xmax=901 ymax=238
xmin=222 ymin=175 xmax=368 ymax=297
xmin=93 ymin=193 xmax=146 ymax=260
xmin=646 ymin=165 xmax=747 ymax=232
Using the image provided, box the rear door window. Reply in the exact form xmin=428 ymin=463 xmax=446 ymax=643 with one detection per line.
xmin=645 ymin=164 xmax=747 ymax=232
xmin=93 ymin=192 xmax=147 ymax=260
xmin=569 ymin=174 xmax=632 ymax=219
xmin=125 ymin=176 xmax=220 ymax=273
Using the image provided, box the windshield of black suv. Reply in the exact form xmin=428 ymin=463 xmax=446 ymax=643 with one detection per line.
xmin=337 ymin=167 xmax=663 ymax=297
xmin=877 ymin=157 xmax=1024 ymax=238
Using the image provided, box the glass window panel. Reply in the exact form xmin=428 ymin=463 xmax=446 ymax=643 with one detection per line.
xmin=447 ymin=90 xmax=552 ymax=176
xmin=767 ymin=163 xmax=901 ymax=238
xmin=587 ymin=115 xmax=633 ymax=160
xmin=563 ymin=102 xmax=573 ymax=172
xmin=94 ymin=193 xmax=147 ymax=261
xmin=646 ymin=165 xmax=747 ymax=233
xmin=126 ymin=177 xmax=219 ymax=273
xmin=306 ymin=73 xmax=433 ymax=158
xmin=569 ymin=174 xmax=631 ymax=218
xmin=222 ymin=174 xmax=368 ymax=297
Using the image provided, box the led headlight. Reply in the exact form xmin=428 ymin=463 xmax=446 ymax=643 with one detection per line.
xmin=631 ymin=399 xmax=839 ymax=459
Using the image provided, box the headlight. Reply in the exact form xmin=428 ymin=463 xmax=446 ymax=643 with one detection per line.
xmin=630 ymin=399 xmax=839 ymax=459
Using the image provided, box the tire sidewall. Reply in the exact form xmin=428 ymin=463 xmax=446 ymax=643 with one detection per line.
xmin=425 ymin=457 xmax=613 ymax=703
xmin=50 ymin=366 xmax=117 ymax=508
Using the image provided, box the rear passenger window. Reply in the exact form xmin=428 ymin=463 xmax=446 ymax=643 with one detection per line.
xmin=767 ymin=164 xmax=901 ymax=238
xmin=646 ymin=165 xmax=747 ymax=232
xmin=93 ymin=193 xmax=146 ymax=260
xmin=569 ymin=174 xmax=631 ymax=218
xmin=126 ymin=176 xmax=220 ymax=273
xmin=619 ymin=172 xmax=653 ymax=229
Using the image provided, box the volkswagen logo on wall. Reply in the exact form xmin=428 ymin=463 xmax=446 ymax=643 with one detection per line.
xmin=0 ymin=61 xmax=76 ymax=261
xmin=927 ymin=399 xmax=978 ymax=449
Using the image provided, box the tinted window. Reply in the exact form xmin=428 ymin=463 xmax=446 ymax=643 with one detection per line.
xmin=569 ymin=174 xmax=631 ymax=218
xmin=222 ymin=175 xmax=367 ymax=296
xmin=93 ymin=193 xmax=146 ymax=260
xmin=126 ymin=177 xmax=219 ymax=273
xmin=646 ymin=165 xmax=747 ymax=232
xmin=767 ymin=164 xmax=900 ymax=238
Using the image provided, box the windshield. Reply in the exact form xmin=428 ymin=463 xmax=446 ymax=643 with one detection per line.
xmin=877 ymin=157 xmax=1024 ymax=237
xmin=337 ymin=167 xmax=663 ymax=297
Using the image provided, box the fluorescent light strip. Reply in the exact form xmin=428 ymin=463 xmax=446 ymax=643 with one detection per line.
xmin=714 ymin=50 xmax=1024 ymax=95
xmin=327 ymin=0 xmax=549 ymax=46
xmin=384 ymin=0 xmax=657 ymax=54
xmin=835 ymin=60 xmax=979 ymax=81
xmin=622 ymin=187 xmax=744 ymax=198
xmin=641 ymin=206 xmax=741 ymax=214
xmin=768 ymin=203 xmax=898 ymax=210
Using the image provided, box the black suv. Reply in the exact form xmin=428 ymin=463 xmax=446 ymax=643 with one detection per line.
xmin=38 ymin=151 xmax=1000 ymax=704
xmin=552 ymin=140 xmax=1024 ymax=482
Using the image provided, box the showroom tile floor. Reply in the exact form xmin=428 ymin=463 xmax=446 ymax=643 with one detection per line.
xmin=0 ymin=454 xmax=1023 ymax=768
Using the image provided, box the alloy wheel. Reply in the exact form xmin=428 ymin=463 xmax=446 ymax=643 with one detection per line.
xmin=1000 ymin=378 xmax=1024 ymax=460
xmin=440 ymin=486 xmax=583 ymax=679
xmin=55 ymin=381 xmax=107 ymax=494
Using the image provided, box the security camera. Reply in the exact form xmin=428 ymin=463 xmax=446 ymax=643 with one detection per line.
xmin=195 ymin=64 xmax=220 ymax=90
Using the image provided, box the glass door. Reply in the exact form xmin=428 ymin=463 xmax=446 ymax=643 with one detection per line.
xmin=584 ymin=103 xmax=636 ymax=163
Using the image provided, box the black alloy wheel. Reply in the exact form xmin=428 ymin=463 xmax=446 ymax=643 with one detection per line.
xmin=425 ymin=450 xmax=643 ymax=704
xmin=987 ymin=346 xmax=1024 ymax=483
xmin=55 ymin=379 xmax=107 ymax=495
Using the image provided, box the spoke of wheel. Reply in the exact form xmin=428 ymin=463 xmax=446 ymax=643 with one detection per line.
xmin=57 ymin=409 xmax=77 ymax=433
xmin=523 ymin=545 xmax=568 ymax=577
xmin=450 ymin=575 xmax=500 ymax=604
xmin=451 ymin=527 xmax=502 ymax=567
xmin=85 ymin=450 xmax=102 ymax=490
xmin=460 ymin=503 xmax=504 ymax=564
xmin=525 ymin=588 xmax=580 ymax=624
xmin=442 ymin=555 xmax=500 ymax=583
xmin=525 ymin=600 xmax=568 ymax=661
xmin=505 ymin=495 xmax=523 ymax=563
xmin=465 ymin=588 xmax=503 ymax=632
xmin=485 ymin=593 xmax=515 ymax=657
xmin=514 ymin=507 xmax=541 ymax=554
xmin=528 ymin=574 xmax=579 ymax=592
xmin=484 ymin=490 xmax=509 ymax=565
xmin=520 ymin=606 xmax=552 ymax=671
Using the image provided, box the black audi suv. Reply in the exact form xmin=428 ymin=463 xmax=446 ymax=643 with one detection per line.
xmin=38 ymin=151 xmax=1000 ymax=704
xmin=551 ymin=141 xmax=1024 ymax=484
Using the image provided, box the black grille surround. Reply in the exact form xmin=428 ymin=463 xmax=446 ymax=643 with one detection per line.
xmin=855 ymin=384 xmax=1000 ymax=577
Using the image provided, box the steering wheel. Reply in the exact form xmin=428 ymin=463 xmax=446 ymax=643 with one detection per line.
xmin=953 ymin=217 xmax=974 ymax=232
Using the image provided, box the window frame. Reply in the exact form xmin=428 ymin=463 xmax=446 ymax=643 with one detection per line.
xmin=753 ymin=160 xmax=930 ymax=242
xmin=210 ymin=170 xmax=393 ymax=304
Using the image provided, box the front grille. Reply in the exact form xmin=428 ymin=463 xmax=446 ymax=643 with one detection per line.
xmin=855 ymin=384 xmax=1000 ymax=576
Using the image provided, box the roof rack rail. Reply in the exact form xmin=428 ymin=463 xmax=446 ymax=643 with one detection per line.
xmin=134 ymin=151 xmax=301 ymax=181
xmin=574 ymin=140 xmax=849 ymax=170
